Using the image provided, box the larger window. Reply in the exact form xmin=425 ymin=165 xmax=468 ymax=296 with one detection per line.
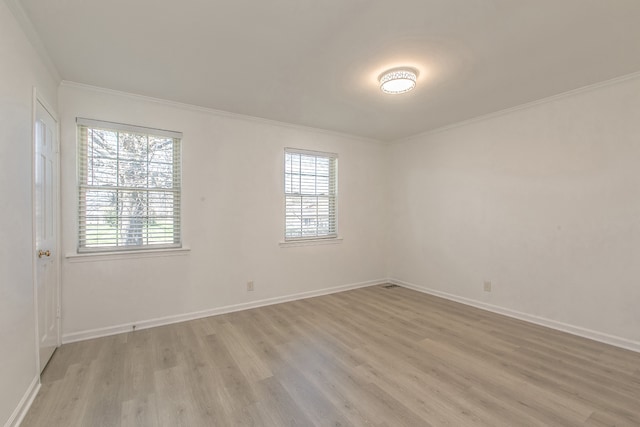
xmin=77 ymin=118 xmax=182 ymax=252
xmin=284 ymin=148 xmax=337 ymax=240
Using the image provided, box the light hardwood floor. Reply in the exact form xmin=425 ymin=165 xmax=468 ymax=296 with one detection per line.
xmin=22 ymin=285 xmax=640 ymax=426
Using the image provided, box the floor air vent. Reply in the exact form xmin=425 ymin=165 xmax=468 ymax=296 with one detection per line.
xmin=383 ymin=284 xmax=399 ymax=289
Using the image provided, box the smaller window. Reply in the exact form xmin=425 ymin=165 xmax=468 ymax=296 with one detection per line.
xmin=77 ymin=118 xmax=182 ymax=252
xmin=284 ymin=148 xmax=338 ymax=240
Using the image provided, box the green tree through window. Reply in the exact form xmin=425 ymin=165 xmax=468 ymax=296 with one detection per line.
xmin=77 ymin=119 xmax=182 ymax=251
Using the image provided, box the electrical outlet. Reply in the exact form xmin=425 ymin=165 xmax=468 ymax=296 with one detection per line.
xmin=484 ymin=281 xmax=492 ymax=292
xmin=247 ymin=280 xmax=254 ymax=292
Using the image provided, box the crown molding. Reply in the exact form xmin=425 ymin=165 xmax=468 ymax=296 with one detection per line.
xmin=3 ymin=0 xmax=61 ymax=82
xmin=59 ymin=81 xmax=384 ymax=145
xmin=392 ymin=69 xmax=640 ymax=145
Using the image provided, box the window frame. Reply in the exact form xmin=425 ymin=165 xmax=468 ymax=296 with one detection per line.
xmin=283 ymin=147 xmax=338 ymax=242
xmin=76 ymin=118 xmax=183 ymax=253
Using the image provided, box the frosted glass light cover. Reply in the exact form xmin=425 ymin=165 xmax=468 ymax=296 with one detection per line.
xmin=379 ymin=69 xmax=417 ymax=94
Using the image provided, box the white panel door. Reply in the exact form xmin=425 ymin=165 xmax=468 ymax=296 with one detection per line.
xmin=35 ymin=100 xmax=59 ymax=372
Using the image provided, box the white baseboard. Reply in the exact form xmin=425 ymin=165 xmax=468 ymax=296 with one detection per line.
xmin=62 ymin=279 xmax=385 ymax=344
xmin=4 ymin=376 xmax=40 ymax=427
xmin=390 ymin=278 xmax=640 ymax=354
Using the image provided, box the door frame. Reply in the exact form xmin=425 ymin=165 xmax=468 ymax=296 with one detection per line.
xmin=31 ymin=87 xmax=62 ymax=375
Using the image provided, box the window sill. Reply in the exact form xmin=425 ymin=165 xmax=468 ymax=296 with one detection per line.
xmin=279 ymin=237 xmax=343 ymax=248
xmin=65 ymin=247 xmax=190 ymax=263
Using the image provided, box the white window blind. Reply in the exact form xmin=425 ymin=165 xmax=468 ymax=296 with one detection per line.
xmin=284 ymin=148 xmax=337 ymax=240
xmin=77 ymin=118 xmax=182 ymax=252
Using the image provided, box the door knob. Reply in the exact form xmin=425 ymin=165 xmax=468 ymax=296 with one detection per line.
xmin=38 ymin=250 xmax=51 ymax=258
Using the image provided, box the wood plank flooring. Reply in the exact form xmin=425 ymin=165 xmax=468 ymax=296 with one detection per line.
xmin=22 ymin=285 xmax=640 ymax=426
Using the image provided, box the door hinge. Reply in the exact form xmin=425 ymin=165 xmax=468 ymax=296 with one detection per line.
xmin=56 ymin=305 xmax=61 ymax=319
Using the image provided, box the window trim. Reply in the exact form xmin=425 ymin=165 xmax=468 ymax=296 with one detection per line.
xmin=279 ymin=237 xmax=343 ymax=248
xmin=283 ymin=147 xmax=338 ymax=242
xmin=76 ymin=118 xmax=183 ymax=253
xmin=66 ymin=246 xmax=190 ymax=262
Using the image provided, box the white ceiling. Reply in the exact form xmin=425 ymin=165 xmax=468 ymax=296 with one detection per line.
xmin=18 ymin=0 xmax=640 ymax=141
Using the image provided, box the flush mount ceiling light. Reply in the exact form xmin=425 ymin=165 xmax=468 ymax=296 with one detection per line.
xmin=379 ymin=67 xmax=418 ymax=94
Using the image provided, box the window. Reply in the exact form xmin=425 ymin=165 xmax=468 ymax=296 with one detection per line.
xmin=77 ymin=118 xmax=182 ymax=252
xmin=284 ymin=148 xmax=337 ymax=240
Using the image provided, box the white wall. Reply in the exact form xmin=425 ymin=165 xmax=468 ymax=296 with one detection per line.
xmin=59 ymin=83 xmax=388 ymax=340
xmin=0 ymin=1 xmax=59 ymax=425
xmin=5 ymin=6 xmax=640 ymax=423
xmin=388 ymin=73 xmax=640 ymax=348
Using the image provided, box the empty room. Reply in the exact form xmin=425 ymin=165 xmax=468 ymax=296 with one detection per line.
xmin=2 ymin=0 xmax=640 ymax=426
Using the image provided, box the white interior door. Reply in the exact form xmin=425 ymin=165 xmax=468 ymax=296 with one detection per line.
xmin=35 ymin=99 xmax=59 ymax=373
